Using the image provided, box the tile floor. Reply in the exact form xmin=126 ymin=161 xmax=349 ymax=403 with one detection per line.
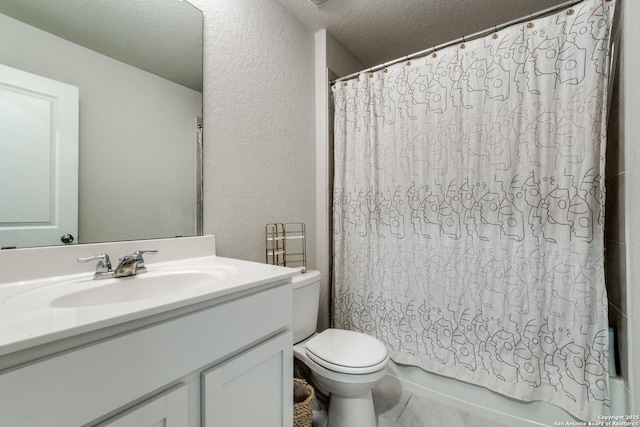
xmin=310 ymin=375 xmax=512 ymax=427
xmin=370 ymin=376 xmax=511 ymax=427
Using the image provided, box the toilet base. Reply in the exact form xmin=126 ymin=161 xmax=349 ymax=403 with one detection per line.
xmin=328 ymin=390 xmax=377 ymax=427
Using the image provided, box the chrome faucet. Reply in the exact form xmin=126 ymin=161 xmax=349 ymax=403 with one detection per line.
xmin=114 ymin=250 xmax=157 ymax=277
xmin=77 ymin=250 xmax=158 ymax=279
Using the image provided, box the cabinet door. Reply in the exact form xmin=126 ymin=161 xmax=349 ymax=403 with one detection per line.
xmin=96 ymin=384 xmax=188 ymax=427
xmin=202 ymin=331 xmax=293 ymax=427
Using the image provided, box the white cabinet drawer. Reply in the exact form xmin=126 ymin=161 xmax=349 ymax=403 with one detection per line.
xmin=96 ymin=384 xmax=188 ymax=427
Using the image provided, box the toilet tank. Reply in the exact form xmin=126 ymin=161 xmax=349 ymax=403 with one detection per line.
xmin=292 ymin=270 xmax=321 ymax=343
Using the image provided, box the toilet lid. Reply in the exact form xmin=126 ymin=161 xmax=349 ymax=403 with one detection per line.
xmin=305 ymin=329 xmax=388 ymax=374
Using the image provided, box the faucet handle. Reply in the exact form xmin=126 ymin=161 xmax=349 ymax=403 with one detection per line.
xmin=131 ymin=250 xmax=158 ymax=273
xmin=133 ymin=250 xmax=158 ymax=258
xmin=77 ymin=254 xmax=112 ymax=275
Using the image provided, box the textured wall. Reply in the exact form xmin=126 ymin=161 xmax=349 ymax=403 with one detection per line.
xmin=622 ymin=0 xmax=640 ymax=414
xmin=189 ymin=0 xmax=316 ymax=264
xmin=605 ymin=1 xmax=628 ymax=409
xmin=315 ymin=29 xmax=362 ymax=330
xmin=606 ymin=0 xmax=640 ymax=413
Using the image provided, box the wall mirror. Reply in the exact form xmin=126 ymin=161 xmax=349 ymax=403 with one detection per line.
xmin=0 ymin=0 xmax=203 ymax=249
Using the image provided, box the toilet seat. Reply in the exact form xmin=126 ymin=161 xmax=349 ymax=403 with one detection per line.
xmin=305 ymin=329 xmax=388 ymax=375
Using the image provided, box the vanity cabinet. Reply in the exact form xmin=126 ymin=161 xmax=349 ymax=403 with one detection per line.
xmin=0 ymin=281 xmax=293 ymax=427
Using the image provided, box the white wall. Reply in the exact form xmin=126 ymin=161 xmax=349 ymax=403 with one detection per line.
xmin=189 ymin=0 xmax=316 ymax=265
xmin=314 ymin=30 xmax=362 ymax=330
xmin=605 ymin=0 xmax=634 ymax=413
xmin=607 ymin=0 xmax=640 ymax=414
xmin=0 ymin=13 xmax=202 ymax=245
xmin=622 ymin=0 xmax=640 ymax=414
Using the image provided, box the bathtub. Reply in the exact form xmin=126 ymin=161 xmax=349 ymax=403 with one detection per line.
xmin=386 ymin=360 xmax=627 ymax=426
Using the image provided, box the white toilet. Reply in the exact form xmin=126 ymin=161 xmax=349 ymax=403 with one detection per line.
xmin=292 ymin=270 xmax=388 ymax=427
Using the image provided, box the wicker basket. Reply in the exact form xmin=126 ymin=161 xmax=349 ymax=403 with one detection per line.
xmin=293 ymin=378 xmax=315 ymax=427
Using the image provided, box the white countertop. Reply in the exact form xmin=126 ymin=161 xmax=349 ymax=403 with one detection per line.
xmin=0 ymin=255 xmax=297 ymax=358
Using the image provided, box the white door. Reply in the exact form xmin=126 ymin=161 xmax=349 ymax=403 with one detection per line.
xmin=0 ymin=64 xmax=79 ymax=248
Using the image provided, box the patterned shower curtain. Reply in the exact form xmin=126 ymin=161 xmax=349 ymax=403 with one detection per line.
xmin=332 ymin=0 xmax=615 ymax=421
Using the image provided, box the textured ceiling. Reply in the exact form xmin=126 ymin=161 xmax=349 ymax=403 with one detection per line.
xmin=275 ymin=0 xmax=568 ymax=69
xmin=1 ymin=0 xmax=573 ymax=90
xmin=0 ymin=0 xmax=202 ymax=92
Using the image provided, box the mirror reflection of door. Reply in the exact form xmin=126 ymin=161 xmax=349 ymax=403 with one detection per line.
xmin=0 ymin=64 xmax=78 ymax=248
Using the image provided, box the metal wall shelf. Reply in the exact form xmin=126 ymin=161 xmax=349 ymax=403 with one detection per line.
xmin=265 ymin=222 xmax=306 ymax=271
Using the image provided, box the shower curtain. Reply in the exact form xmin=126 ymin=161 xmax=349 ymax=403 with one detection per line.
xmin=332 ymin=0 xmax=615 ymax=421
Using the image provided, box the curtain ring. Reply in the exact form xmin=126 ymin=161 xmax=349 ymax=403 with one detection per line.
xmin=492 ymin=25 xmax=499 ymax=39
xmin=431 ymin=47 xmax=437 ymax=58
xmin=405 ymin=55 xmax=411 ymax=66
xmin=460 ymin=36 xmax=466 ymax=49
xmin=382 ymin=63 xmax=389 ymax=73
xmin=526 ymin=14 xmax=534 ymax=28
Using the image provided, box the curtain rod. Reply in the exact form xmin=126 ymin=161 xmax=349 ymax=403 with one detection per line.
xmin=332 ymin=0 xmax=600 ymax=85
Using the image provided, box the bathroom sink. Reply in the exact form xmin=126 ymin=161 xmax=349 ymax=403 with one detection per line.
xmin=2 ymin=265 xmax=235 ymax=311
xmin=50 ymin=270 xmax=225 ymax=307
